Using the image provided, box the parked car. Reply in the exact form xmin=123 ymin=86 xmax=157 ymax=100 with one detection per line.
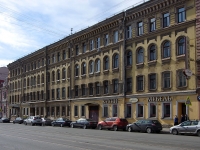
xmin=97 ymin=117 xmax=128 ymax=131
xmin=24 ymin=116 xmax=42 ymax=126
xmin=126 ymin=119 xmax=162 ymax=133
xmin=170 ymin=120 xmax=200 ymax=136
xmin=51 ymin=118 xmax=72 ymax=127
xmin=70 ymin=118 xmax=98 ymax=129
xmin=42 ymin=118 xmax=53 ymax=126
xmin=0 ymin=117 xmax=10 ymax=123
xmin=13 ymin=117 xmax=24 ymax=124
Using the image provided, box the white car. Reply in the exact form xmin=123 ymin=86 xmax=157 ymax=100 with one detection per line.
xmin=24 ymin=116 xmax=42 ymax=126
xmin=170 ymin=120 xmax=200 ymax=136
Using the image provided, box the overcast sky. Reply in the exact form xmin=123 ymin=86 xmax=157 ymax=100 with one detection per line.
xmin=0 ymin=0 xmax=147 ymax=67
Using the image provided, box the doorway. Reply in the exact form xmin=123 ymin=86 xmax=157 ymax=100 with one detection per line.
xmin=177 ymin=102 xmax=187 ymax=120
xmin=89 ymin=106 xmax=99 ymax=122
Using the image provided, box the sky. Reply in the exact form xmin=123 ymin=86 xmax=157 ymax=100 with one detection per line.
xmin=0 ymin=0 xmax=147 ymax=67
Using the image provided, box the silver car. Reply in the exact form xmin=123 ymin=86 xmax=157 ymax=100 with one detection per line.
xmin=24 ymin=116 xmax=42 ymax=126
xmin=170 ymin=120 xmax=200 ymax=136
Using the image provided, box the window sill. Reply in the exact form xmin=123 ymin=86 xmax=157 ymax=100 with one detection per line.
xmin=112 ymin=68 xmax=119 ymax=73
xmin=162 ymin=57 xmax=171 ymax=64
xmin=148 ymin=60 xmax=157 ymax=66
xmin=149 ymin=89 xmax=157 ymax=91
xmin=136 ymin=63 xmax=144 ymax=69
xmin=113 ymin=92 xmax=119 ymax=95
xmin=81 ymin=74 xmax=86 ymax=78
xmin=103 ymin=93 xmax=109 ymax=96
xmin=95 ymin=72 xmax=100 ymax=76
xmin=136 ymin=117 xmax=145 ymax=120
xmin=136 ymin=90 xmax=144 ymax=92
xmin=177 ymin=86 xmax=187 ymax=90
xmin=103 ymin=70 xmax=109 ymax=74
xmin=126 ymin=65 xmax=132 ymax=69
xmin=75 ymin=76 xmax=79 ymax=79
xmin=176 ymin=54 xmax=185 ymax=60
xmin=74 ymin=116 xmax=79 ymax=118
xmin=89 ymin=73 xmax=94 ymax=77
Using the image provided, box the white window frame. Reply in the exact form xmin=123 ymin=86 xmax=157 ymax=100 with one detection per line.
xmin=136 ymin=102 xmax=144 ymax=118
xmin=148 ymin=102 xmax=157 ymax=118
xmin=125 ymin=103 xmax=132 ymax=118
xmin=112 ymin=104 xmax=118 ymax=117
xmin=103 ymin=104 xmax=109 ymax=117
xmin=161 ymin=102 xmax=172 ymax=119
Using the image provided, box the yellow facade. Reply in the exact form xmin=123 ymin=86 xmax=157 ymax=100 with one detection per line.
xmin=7 ymin=0 xmax=200 ymax=126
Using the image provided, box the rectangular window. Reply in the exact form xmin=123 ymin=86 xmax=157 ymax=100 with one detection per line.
xmin=62 ymin=87 xmax=65 ymax=98
xmin=52 ymin=89 xmax=55 ymax=100
xmin=112 ymin=104 xmax=118 ymax=117
xmin=150 ymin=18 xmax=156 ymax=32
xmin=57 ymin=52 xmax=60 ymax=62
xmin=63 ymin=50 xmax=66 ymax=60
xmin=113 ymin=30 xmax=118 ymax=43
xmin=138 ymin=21 xmax=143 ymax=36
xmin=96 ymin=82 xmax=100 ymax=95
xmin=67 ymin=86 xmax=70 ymax=98
xmin=74 ymin=105 xmax=78 ymax=117
xmin=126 ymin=78 xmax=132 ymax=92
xmin=113 ymin=79 xmax=118 ymax=93
xmin=41 ymin=91 xmax=44 ymax=100
xmin=47 ymin=90 xmax=50 ymax=100
xmin=178 ymin=70 xmax=186 ymax=87
xmin=56 ymin=88 xmax=60 ymax=99
xmin=104 ymin=81 xmax=109 ymax=94
xmin=37 ymin=91 xmax=39 ymax=100
xmin=75 ymin=85 xmax=78 ymax=97
xmin=89 ymin=83 xmax=93 ymax=95
xmin=62 ymin=106 xmax=65 ymax=116
xmin=68 ymin=49 xmax=71 ymax=58
xmin=51 ymin=107 xmax=54 ymax=116
xmin=96 ymin=37 xmax=100 ymax=49
xmin=126 ymin=25 xmax=132 ymax=39
xmin=137 ymin=104 xmax=144 ymax=117
xmin=178 ymin=7 xmax=185 ymax=23
xmin=149 ymin=103 xmax=156 ymax=117
xmin=67 ymin=105 xmax=70 ymax=116
xmin=90 ymin=40 xmax=94 ymax=50
xmin=104 ymin=34 xmax=109 ymax=46
xmin=163 ymin=13 xmax=170 ymax=27
xmin=137 ymin=76 xmax=144 ymax=91
xmin=81 ymin=105 xmax=85 ymax=116
xmin=81 ymin=84 xmax=86 ymax=96
xmin=163 ymin=103 xmax=171 ymax=117
xmin=163 ymin=72 xmax=170 ymax=88
xmin=82 ymin=42 xmax=86 ymax=53
xmin=126 ymin=104 xmax=132 ymax=118
xmin=75 ymin=45 xmax=79 ymax=55
xmin=103 ymin=105 xmax=108 ymax=117
xmin=149 ymin=74 xmax=156 ymax=90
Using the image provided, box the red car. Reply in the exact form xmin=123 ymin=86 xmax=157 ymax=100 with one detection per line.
xmin=97 ymin=117 xmax=128 ymax=131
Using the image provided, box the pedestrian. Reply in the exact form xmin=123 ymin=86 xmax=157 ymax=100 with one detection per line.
xmin=174 ymin=115 xmax=179 ymax=126
xmin=180 ymin=114 xmax=185 ymax=123
xmin=185 ymin=114 xmax=189 ymax=121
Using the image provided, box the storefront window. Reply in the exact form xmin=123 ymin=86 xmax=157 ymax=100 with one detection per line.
xmin=74 ymin=105 xmax=78 ymax=117
xmin=126 ymin=104 xmax=132 ymax=118
xmin=112 ymin=104 xmax=118 ymax=117
xmin=137 ymin=104 xmax=144 ymax=117
xmin=81 ymin=105 xmax=85 ymax=116
xmin=51 ymin=107 xmax=54 ymax=116
xmin=150 ymin=103 xmax=156 ymax=117
xmin=103 ymin=105 xmax=108 ymax=117
xmin=62 ymin=106 xmax=65 ymax=116
xmin=163 ymin=103 xmax=171 ymax=118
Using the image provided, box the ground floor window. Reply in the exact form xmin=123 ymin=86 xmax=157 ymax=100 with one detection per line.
xmin=126 ymin=103 xmax=132 ymax=118
xmin=56 ymin=106 xmax=60 ymax=116
xmin=47 ymin=107 xmax=50 ymax=116
xmin=81 ymin=105 xmax=85 ymax=116
xmin=162 ymin=102 xmax=171 ymax=118
xmin=67 ymin=105 xmax=70 ymax=116
xmin=137 ymin=103 xmax=144 ymax=117
xmin=103 ymin=105 xmax=108 ymax=117
xmin=74 ymin=105 xmax=78 ymax=117
xmin=62 ymin=106 xmax=65 ymax=116
xmin=51 ymin=107 xmax=54 ymax=116
xmin=112 ymin=104 xmax=118 ymax=117
xmin=149 ymin=103 xmax=156 ymax=117
xmin=23 ymin=108 xmax=25 ymax=115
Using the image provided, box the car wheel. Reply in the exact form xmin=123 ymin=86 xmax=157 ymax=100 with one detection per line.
xmin=98 ymin=125 xmax=102 ymax=130
xmin=172 ymin=129 xmax=178 ymax=135
xmin=128 ymin=127 xmax=132 ymax=132
xmin=197 ymin=130 xmax=200 ymax=137
xmin=113 ymin=125 xmax=118 ymax=131
xmin=83 ymin=125 xmax=87 ymax=129
xmin=71 ymin=124 xmax=74 ymax=128
xmin=146 ymin=128 xmax=152 ymax=133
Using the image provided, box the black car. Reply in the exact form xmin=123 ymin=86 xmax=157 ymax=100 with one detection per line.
xmin=70 ymin=118 xmax=98 ymax=129
xmin=13 ymin=117 xmax=24 ymax=124
xmin=126 ymin=120 xmax=162 ymax=133
xmin=42 ymin=118 xmax=53 ymax=126
xmin=0 ymin=117 xmax=10 ymax=123
xmin=51 ymin=118 xmax=72 ymax=127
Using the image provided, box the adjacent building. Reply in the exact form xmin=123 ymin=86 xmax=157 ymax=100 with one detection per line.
xmin=7 ymin=0 xmax=200 ymax=126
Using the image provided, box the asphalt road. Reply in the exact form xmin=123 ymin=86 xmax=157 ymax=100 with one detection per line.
xmin=0 ymin=123 xmax=199 ymax=150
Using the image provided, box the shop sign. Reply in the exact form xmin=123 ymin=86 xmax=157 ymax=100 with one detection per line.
xmin=185 ymin=97 xmax=192 ymax=106
xmin=148 ymin=96 xmax=172 ymax=102
xmin=129 ymin=98 xmax=138 ymax=103
xmin=103 ymin=99 xmax=118 ymax=104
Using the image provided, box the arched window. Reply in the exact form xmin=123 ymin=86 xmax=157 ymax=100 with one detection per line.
xmin=24 ymin=79 xmax=26 ymax=87
xmin=104 ymin=56 xmax=109 ymax=70
xmin=62 ymin=68 xmax=66 ymax=79
xmin=82 ymin=62 xmax=86 ymax=75
xmin=113 ymin=54 xmax=119 ymax=68
xmin=75 ymin=64 xmax=79 ymax=76
xmin=31 ymin=77 xmax=34 ymax=86
xmin=89 ymin=61 xmax=94 ymax=73
xmin=52 ymin=71 xmax=55 ymax=82
xmin=27 ymin=77 xmax=30 ymax=86
xmin=67 ymin=67 xmax=70 ymax=78
xmin=34 ymin=76 xmax=36 ymax=86
xmin=149 ymin=45 xmax=156 ymax=61
xmin=177 ymin=37 xmax=185 ymax=55
xmin=126 ymin=51 xmax=132 ymax=66
xmin=137 ymin=48 xmax=144 ymax=64
xmin=37 ymin=75 xmax=40 ymax=84
xmin=57 ymin=70 xmax=60 ymax=80
xmin=163 ymin=41 xmax=170 ymax=58
xmin=95 ymin=59 xmax=100 ymax=72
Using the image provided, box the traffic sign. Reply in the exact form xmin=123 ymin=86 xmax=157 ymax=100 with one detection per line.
xmin=185 ymin=97 xmax=191 ymax=105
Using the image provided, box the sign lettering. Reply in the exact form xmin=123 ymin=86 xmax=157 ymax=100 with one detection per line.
xmin=103 ymin=99 xmax=118 ymax=104
xmin=148 ymin=96 xmax=172 ymax=102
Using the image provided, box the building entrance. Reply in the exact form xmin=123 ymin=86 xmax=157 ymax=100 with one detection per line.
xmin=178 ymin=102 xmax=186 ymax=119
xmin=89 ymin=106 xmax=99 ymax=122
